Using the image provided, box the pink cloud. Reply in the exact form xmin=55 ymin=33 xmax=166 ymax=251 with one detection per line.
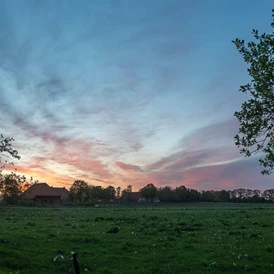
xmin=9 ymin=115 xmax=272 ymax=192
xmin=147 ymin=157 xmax=272 ymax=191
xmin=49 ymin=138 xmax=112 ymax=179
xmin=116 ymin=161 xmax=143 ymax=172
xmin=179 ymin=119 xmax=239 ymax=150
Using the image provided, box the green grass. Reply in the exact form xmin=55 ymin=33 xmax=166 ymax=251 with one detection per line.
xmin=1 ymin=204 xmax=274 ymax=273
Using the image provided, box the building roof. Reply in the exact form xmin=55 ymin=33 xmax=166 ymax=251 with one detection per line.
xmin=54 ymin=187 xmax=70 ymax=196
xmin=22 ymin=183 xmax=61 ymax=199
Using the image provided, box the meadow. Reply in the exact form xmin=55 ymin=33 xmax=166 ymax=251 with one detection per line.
xmin=1 ymin=204 xmax=274 ymax=274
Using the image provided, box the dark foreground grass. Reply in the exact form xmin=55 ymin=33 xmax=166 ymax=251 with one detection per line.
xmin=1 ymin=204 xmax=274 ymax=273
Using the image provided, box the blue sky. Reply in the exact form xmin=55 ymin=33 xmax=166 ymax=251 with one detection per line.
xmin=1 ymin=0 xmax=274 ymax=191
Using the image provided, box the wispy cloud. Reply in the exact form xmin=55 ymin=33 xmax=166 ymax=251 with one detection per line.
xmin=116 ymin=162 xmax=143 ymax=172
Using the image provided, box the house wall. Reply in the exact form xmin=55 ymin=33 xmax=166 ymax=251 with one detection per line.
xmin=60 ymin=192 xmax=71 ymax=203
xmin=34 ymin=196 xmax=62 ymax=205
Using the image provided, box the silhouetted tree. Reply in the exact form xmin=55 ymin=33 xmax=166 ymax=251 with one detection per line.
xmin=140 ymin=183 xmax=157 ymax=202
xmin=119 ymin=185 xmax=133 ymax=202
xmin=157 ymin=186 xmax=177 ymax=202
xmin=120 ymin=189 xmax=135 ymax=202
xmin=0 ymin=134 xmax=20 ymax=171
xmin=199 ymin=190 xmax=230 ymax=202
xmin=104 ymin=186 xmax=116 ymax=201
xmin=89 ymin=186 xmax=104 ymax=201
xmin=218 ymin=190 xmax=230 ymax=202
xmin=233 ymin=10 xmax=274 ymax=174
xmin=70 ymin=180 xmax=89 ymax=202
xmin=0 ymin=173 xmax=32 ymax=204
xmin=199 ymin=190 xmax=215 ymax=202
xmin=116 ymin=186 xmax=121 ymax=199
xmin=120 ymin=189 xmax=128 ymax=202
xmin=175 ymin=186 xmax=188 ymax=202
xmin=188 ymin=188 xmax=199 ymax=202
xmin=126 ymin=185 xmax=132 ymax=192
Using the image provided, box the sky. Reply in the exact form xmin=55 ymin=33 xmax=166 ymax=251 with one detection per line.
xmin=0 ymin=0 xmax=274 ymax=191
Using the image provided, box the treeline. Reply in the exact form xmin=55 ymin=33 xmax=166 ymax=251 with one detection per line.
xmin=1 ymin=175 xmax=274 ymax=204
xmin=69 ymin=181 xmax=274 ymax=204
xmin=69 ymin=180 xmax=118 ymax=203
xmin=134 ymin=184 xmax=270 ymax=203
xmin=157 ymin=186 xmax=267 ymax=203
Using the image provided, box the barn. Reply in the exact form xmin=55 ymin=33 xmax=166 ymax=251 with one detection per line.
xmin=22 ymin=183 xmax=70 ymax=205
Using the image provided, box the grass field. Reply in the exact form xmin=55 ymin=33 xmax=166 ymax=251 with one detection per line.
xmin=1 ymin=203 xmax=274 ymax=274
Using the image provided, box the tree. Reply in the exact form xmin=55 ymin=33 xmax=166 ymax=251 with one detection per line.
xmin=0 ymin=173 xmax=32 ymax=204
xmin=262 ymin=189 xmax=274 ymax=201
xmin=90 ymin=186 xmax=105 ymax=201
xmin=120 ymin=189 xmax=129 ymax=202
xmin=0 ymin=134 xmax=20 ymax=171
xmin=116 ymin=186 xmax=121 ymax=199
xmin=199 ymin=190 xmax=215 ymax=202
xmin=157 ymin=186 xmax=177 ymax=202
xmin=104 ymin=186 xmax=116 ymax=201
xmin=140 ymin=183 xmax=157 ymax=202
xmin=217 ymin=190 xmax=230 ymax=202
xmin=126 ymin=185 xmax=132 ymax=192
xmin=188 ymin=188 xmax=199 ymax=202
xmin=233 ymin=10 xmax=274 ymax=174
xmin=70 ymin=180 xmax=89 ymax=202
xmin=175 ymin=185 xmax=188 ymax=202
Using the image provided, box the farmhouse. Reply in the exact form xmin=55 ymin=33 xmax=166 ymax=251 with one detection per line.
xmin=22 ymin=183 xmax=70 ymax=205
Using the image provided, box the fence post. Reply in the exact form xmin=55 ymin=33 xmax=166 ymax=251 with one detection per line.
xmin=72 ymin=252 xmax=81 ymax=274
